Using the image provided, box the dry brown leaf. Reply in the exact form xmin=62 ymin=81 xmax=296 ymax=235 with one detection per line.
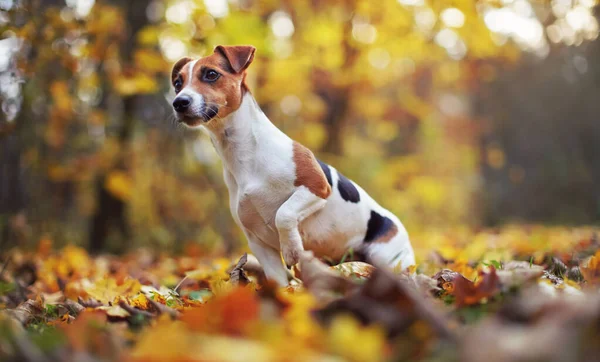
xmin=453 ymin=268 xmax=501 ymax=307
xmin=229 ymin=253 xmax=250 ymax=286
xmin=496 ymin=263 xmax=544 ymax=287
xmin=315 ymin=267 xmax=455 ymax=340
xmin=331 ymin=261 xmax=375 ymax=280
xmin=463 ymin=292 xmax=600 ymax=362
xmin=2 ymin=298 xmax=45 ymax=325
xmin=297 ymin=251 xmax=355 ymax=303
xmin=580 ymin=251 xmax=600 ymax=285
xmin=96 ymin=305 xmax=130 ymax=319
xmin=397 ymin=272 xmax=440 ymax=295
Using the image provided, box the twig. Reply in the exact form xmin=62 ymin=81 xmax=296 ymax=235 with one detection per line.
xmin=173 ymin=275 xmax=188 ymax=294
xmin=78 ymin=297 xmax=103 ymax=308
xmin=148 ymin=298 xmax=180 ymax=319
xmin=118 ymin=300 xmax=154 ymax=318
xmin=0 ymin=255 xmax=12 ymax=280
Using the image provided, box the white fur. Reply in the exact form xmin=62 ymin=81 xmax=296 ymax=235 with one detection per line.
xmin=177 ymin=60 xmax=205 ymax=118
xmin=184 ymin=91 xmax=415 ymax=285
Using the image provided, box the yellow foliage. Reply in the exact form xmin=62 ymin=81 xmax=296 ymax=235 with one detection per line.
xmin=114 ymin=72 xmax=159 ymax=96
xmin=129 ymin=319 xmax=193 ymax=360
xmin=5 ymin=0 xmax=600 ymax=359
xmin=129 ymin=294 xmax=151 ymax=310
xmin=134 ymin=49 xmax=169 ymax=74
xmin=137 ymin=26 xmax=160 ymax=46
xmin=85 ymin=278 xmax=142 ymax=304
xmin=104 ymin=171 xmax=132 ymax=201
xmin=50 ymin=81 xmax=73 ymax=113
xmin=408 ymin=176 xmax=446 ymax=210
xmin=327 ymin=315 xmax=386 ymax=362
xmin=279 ymin=290 xmax=323 ymax=344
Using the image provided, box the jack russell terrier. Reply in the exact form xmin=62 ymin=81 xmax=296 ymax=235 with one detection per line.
xmin=171 ymin=45 xmax=415 ymax=286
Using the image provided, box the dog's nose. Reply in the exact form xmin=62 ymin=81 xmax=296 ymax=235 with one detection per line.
xmin=173 ymin=96 xmax=191 ymax=113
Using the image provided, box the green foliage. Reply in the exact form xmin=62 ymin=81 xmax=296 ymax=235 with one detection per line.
xmin=0 ymin=282 xmax=15 ymax=296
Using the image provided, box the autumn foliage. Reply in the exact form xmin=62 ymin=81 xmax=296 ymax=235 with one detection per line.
xmin=2 ymin=1 xmax=600 ymax=361
xmin=1 ymin=228 xmax=600 ymax=361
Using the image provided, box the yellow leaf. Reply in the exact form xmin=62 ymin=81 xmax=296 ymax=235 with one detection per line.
xmin=129 ymin=294 xmax=151 ymax=310
xmin=136 ymin=26 xmax=160 ymax=46
xmin=113 ymin=72 xmax=158 ymax=96
xmin=104 ymin=171 xmax=132 ymax=201
xmin=328 ymin=314 xmax=386 ymax=362
xmin=96 ymin=305 xmax=130 ymax=318
xmin=85 ymin=278 xmax=141 ymax=304
xmin=279 ymin=290 xmax=323 ymax=344
xmin=130 ymin=319 xmax=194 ymax=360
xmin=134 ymin=49 xmax=169 ymax=73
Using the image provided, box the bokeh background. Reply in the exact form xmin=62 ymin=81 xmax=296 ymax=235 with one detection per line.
xmin=1 ymin=0 xmax=599 ymax=257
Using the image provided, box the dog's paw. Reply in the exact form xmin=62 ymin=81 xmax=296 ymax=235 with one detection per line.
xmin=282 ymin=245 xmax=302 ymax=268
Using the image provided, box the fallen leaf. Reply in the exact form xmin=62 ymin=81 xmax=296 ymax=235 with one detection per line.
xmin=327 ymin=314 xmax=386 ymax=362
xmin=297 ymin=251 xmax=355 ymax=303
xmin=85 ymin=278 xmax=141 ymax=304
xmin=229 ymin=253 xmax=250 ymax=286
xmin=2 ymin=298 xmax=45 ymax=325
xmin=96 ymin=305 xmax=130 ymax=319
xmin=332 ymin=261 xmax=375 ymax=280
xmin=496 ymin=263 xmax=544 ymax=287
xmin=181 ymin=286 xmax=259 ymax=335
xmin=453 ymin=267 xmax=501 ymax=307
xmin=581 ymin=251 xmax=600 ymax=285
xmin=315 ymin=267 xmax=455 ymax=340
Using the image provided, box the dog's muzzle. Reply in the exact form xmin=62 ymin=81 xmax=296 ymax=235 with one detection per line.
xmin=172 ymin=95 xmax=191 ymax=113
xmin=172 ymin=96 xmax=219 ymax=123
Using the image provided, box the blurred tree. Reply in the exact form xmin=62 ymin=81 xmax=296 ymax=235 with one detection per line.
xmin=89 ymin=0 xmax=152 ymax=253
xmin=477 ymin=35 xmax=600 ymax=224
xmin=0 ymin=0 xmax=598 ymax=252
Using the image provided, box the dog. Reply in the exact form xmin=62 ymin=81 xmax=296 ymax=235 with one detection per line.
xmin=170 ymin=45 xmax=415 ymax=286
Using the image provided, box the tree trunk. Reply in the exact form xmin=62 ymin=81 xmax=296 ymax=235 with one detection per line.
xmin=89 ymin=0 xmax=150 ymax=253
xmin=317 ymin=20 xmax=357 ymax=156
xmin=0 ymin=129 xmax=25 ymax=247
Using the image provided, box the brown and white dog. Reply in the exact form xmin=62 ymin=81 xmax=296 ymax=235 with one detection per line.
xmin=171 ymin=45 xmax=415 ymax=286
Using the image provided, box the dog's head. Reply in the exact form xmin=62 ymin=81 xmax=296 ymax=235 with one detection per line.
xmin=171 ymin=45 xmax=255 ymax=128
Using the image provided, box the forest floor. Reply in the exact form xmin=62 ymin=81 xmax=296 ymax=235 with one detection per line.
xmin=1 ymin=225 xmax=600 ymax=362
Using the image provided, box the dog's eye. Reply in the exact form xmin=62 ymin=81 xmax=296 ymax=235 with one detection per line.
xmin=203 ymin=69 xmax=220 ymax=82
xmin=173 ymin=78 xmax=183 ymax=92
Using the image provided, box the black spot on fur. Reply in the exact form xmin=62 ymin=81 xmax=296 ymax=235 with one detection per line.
xmin=337 ymin=172 xmax=360 ymax=203
xmin=317 ymin=159 xmax=333 ymax=186
xmin=364 ymin=210 xmax=395 ymax=242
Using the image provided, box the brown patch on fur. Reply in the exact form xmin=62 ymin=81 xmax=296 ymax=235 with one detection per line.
xmin=293 ymin=142 xmax=331 ymax=199
xmin=215 ymin=45 xmax=255 ymax=73
xmin=374 ymin=224 xmax=398 ymax=243
xmin=171 ymin=57 xmax=192 ymax=83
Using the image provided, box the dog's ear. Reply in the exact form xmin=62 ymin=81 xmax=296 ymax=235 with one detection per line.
xmin=171 ymin=57 xmax=192 ymax=82
xmin=215 ymin=45 xmax=256 ymax=74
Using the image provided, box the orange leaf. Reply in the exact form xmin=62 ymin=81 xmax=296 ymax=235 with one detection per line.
xmin=453 ymin=267 xmax=500 ymax=307
xmin=219 ymin=287 xmax=260 ymax=335
xmin=581 ymin=251 xmax=600 ymax=285
xmin=181 ymin=286 xmax=259 ymax=335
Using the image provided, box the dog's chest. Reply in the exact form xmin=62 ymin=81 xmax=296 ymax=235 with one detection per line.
xmin=216 ymin=116 xmax=297 ymax=245
xmin=234 ymin=181 xmax=293 ymax=244
xmin=228 ymin=154 xmax=296 ymax=244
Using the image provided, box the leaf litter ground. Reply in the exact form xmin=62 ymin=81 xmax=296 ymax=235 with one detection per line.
xmin=2 ymin=226 xmax=600 ymax=362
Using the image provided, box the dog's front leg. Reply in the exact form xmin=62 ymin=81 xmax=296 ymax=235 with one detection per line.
xmin=247 ymin=237 xmax=289 ymax=286
xmin=275 ymin=187 xmax=327 ymax=268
